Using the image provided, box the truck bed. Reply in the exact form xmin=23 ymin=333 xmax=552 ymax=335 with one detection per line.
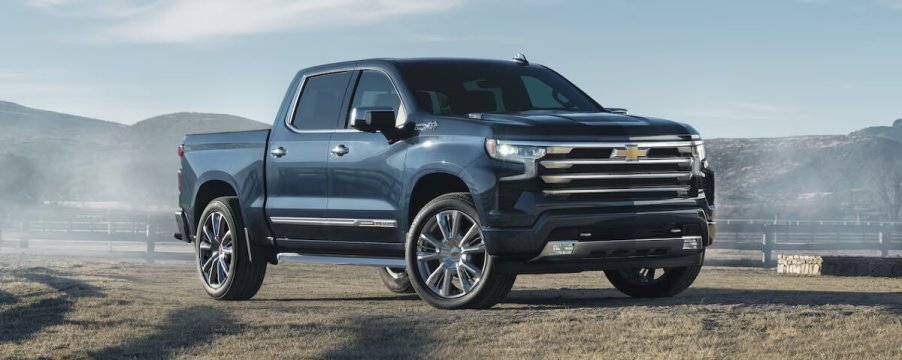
xmin=179 ymin=129 xmax=271 ymax=242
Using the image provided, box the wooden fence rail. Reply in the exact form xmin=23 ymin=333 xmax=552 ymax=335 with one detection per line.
xmin=709 ymin=223 xmax=902 ymax=267
xmin=1 ymin=216 xmax=901 ymax=266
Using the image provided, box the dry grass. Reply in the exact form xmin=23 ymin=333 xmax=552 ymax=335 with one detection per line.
xmin=1 ymin=255 xmax=901 ymax=359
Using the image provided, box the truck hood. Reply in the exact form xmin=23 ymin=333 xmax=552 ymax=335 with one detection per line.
xmin=476 ymin=112 xmax=698 ymax=140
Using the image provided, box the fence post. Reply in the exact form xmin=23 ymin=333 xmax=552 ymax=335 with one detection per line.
xmin=107 ymin=209 xmax=113 ymax=252
xmin=762 ymin=224 xmax=774 ymax=267
xmin=880 ymin=224 xmax=891 ymax=258
xmin=145 ymin=218 xmax=155 ymax=264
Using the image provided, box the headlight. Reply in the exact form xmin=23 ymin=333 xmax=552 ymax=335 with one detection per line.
xmin=486 ymin=139 xmax=547 ymax=162
xmin=691 ymin=142 xmax=708 ymax=175
xmin=486 ymin=139 xmax=547 ymax=180
xmin=692 ymin=143 xmax=706 ymax=161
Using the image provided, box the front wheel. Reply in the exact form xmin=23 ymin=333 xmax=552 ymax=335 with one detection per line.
xmin=405 ymin=193 xmax=516 ymax=309
xmin=604 ymin=256 xmax=703 ymax=298
xmin=195 ymin=197 xmax=267 ymax=300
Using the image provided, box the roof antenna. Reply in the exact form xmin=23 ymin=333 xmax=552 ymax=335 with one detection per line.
xmin=512 ymin=53 xmax=529 ymax=65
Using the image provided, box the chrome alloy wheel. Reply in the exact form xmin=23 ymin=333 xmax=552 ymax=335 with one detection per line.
xmin=198 ymin=211 xmax=234 ymax=288
xmin=415 ymin=209 xmax=487 ymax=298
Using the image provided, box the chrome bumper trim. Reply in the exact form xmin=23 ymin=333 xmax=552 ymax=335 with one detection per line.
xmin=532 ymin=235 xmax=704 ymax=261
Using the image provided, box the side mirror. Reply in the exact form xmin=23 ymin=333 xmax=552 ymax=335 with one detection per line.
xmin=607 ymin=108 xmax=628 ymax=114
xmin=351 ymin=107 xmax=396 ymax=133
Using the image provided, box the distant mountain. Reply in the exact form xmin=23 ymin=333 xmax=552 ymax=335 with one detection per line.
xmin=0 ymin=101 xmax=268 ymax=206
xmin=849 ymin=119 xmax=902 ymax=142
xmin=0 ymin=101 xmax=124 ymax=134
xmin=707 ymin=123 xmax=902 ymax=220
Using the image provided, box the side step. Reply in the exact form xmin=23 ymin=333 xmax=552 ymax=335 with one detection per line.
xmin=276 ymin=253 xmax=405 ymax=268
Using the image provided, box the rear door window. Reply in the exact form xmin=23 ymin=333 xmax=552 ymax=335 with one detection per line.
xmin=292 ymin=71 xmax=352 ymax=130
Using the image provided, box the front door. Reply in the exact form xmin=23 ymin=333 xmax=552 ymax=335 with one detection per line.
xmin=326 ymin=70 xmax=407 ymax=248
xmin=266 ymin=70 xmax=353 ymax=241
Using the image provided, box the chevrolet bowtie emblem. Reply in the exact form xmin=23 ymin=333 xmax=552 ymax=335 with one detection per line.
xmin=612 ymin=145 xmax=649 ymax=161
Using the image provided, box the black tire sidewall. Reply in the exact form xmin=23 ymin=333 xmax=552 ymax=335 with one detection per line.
xmin=195 ymin=198 xmax=242 ymax=299
xmin=405 ymin=193 xmax=502 ymax=309
xmin=604 ymin=256 xmax=704 ymax=298
xmin=378 ymin=267 xmax=414 ymax=293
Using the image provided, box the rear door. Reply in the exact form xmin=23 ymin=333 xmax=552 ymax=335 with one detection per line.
xmin=265 ymin=70 xmax=353 ymax=241
xmin=326 ymin=70 xmax=407 ymax=249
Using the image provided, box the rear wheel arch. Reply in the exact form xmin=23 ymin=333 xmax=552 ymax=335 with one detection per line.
xmin=193 ymin=180 xmax=238 ymax=232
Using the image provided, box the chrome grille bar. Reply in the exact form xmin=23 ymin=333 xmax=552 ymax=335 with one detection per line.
xmin=542 ymin=186 xmax=691 ymax=196
xmin=541 ymin=158 xmax=691 ymax=169
xmin=542 ymin=172 xmax=692 ymax=184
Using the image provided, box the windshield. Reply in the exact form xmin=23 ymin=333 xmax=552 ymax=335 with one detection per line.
xmin=399 ymin=62 xmax=602 ymax=116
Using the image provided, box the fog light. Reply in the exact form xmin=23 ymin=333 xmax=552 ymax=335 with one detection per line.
xmin=682 ymin=236 xmax=701 ymax=250
xmin=548 ymin=241 xmax=577 ymax=256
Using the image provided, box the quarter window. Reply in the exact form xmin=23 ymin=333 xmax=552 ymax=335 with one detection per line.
xmin=292 ymin=71 xmax=352 ymax=130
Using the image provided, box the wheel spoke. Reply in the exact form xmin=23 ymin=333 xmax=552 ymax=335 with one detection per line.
xmin=419 ymin=233 xmax=444 ymax=250
xmin=199 ymin=242 xmax=212 ymax=251
xmin=461 ymin=242 xmax=485 ymax=255
xmin=646 ymin=268 xmax=656 ymax=282
xmin=450 ymin=210 xmax=461 ymax=242
xmin=457 ymin=264 xmax=472 ymax=293
xmin=212 ymin=213 xmax=221 ymax=240
xmin=441 ymin=267 xmax=453 ymax=296
xmin=221 ymin=246 xmax=233 ymax=255
xmin=219 ymin=256 xmax=229 ymax=279
xmin=436 ymin=213 xmax=453 ymax=242
xmin=203 ymin=224 xmax=215 ymax=244
xmin=202 ymin=255 xmax=215 ymax=281
xmin=221 ymin=231 xmax=232 ymax=247
xmin=417 ymin=252 xmax=441 ymax=262
xmin=460 ymin=260 xmax=482 ymax=279
xmin=460 ymin=224 xmax=479 ymax=246
xmin=425 ymin=265 xmax=444 ymax=287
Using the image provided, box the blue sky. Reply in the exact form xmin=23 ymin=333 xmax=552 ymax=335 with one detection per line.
xmin=1 ymin=0 xmax=900 ymax=138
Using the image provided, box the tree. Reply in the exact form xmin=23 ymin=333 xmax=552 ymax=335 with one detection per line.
xmin=876 ymin=161 xmax=902 ymax=221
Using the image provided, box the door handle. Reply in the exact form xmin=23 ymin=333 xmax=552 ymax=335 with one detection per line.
xmin=270 ymin=147 xmax=287 ymax=158
xmin=330 ymin=144 xmax=349 ymax=157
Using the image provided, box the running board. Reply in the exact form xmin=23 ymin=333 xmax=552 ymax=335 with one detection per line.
xmin=276 ymin=253 xmax=406 ymax=268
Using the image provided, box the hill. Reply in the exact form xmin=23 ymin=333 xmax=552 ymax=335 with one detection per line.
xmin=0 ymin=101 xmax=268 ymax=206
xmin=706 ymin=125 xmax=902 ymax=220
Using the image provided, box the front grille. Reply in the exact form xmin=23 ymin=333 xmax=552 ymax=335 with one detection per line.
xmin=539 ymin=141 xmax=697 ymax=201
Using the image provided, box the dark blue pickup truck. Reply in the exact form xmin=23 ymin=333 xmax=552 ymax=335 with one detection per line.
xmin=175 ymin=55 xmax=716 ymax=309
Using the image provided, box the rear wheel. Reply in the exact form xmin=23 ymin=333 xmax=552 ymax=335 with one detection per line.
xmin=378 ymin=267 xmax=414 ymax=293
xmin=406 ymin=193 xmax=516 ymax=309
xmin=195 ymin=197 xmax=266 ymax=300
xmin=604 ymin=257 xmax=703 ymax=298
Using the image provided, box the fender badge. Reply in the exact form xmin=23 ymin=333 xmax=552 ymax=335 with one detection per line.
xmin=415 ymin=121 xmax=438 ymax=131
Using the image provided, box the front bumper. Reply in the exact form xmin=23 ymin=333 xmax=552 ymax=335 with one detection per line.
xmin=483 ymin=207 xmax=714 ymax=273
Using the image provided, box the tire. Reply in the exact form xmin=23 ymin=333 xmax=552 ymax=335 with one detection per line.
xmin=195 ymin=196 xmax=267 ymax=300
xmin=378 ymin=267 xmax=415 ymax=294
xmin=604 ymin=255 xmax=704 ymax=298
xmin=405 ymin=193 xmax=516 ymax=309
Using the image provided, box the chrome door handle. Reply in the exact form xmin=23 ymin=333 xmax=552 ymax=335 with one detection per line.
xmin=270 ymin=147 xmax=287 ymax=158
xmin=330 ymin=144 xmax=349 ymax=156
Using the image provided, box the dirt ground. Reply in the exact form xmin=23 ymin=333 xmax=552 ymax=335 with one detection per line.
xmin=1 ymin=255 xmax=901 ymax=360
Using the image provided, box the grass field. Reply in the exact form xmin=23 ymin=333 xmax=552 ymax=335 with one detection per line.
xmin=1 ymin=255 xmax=901 ymax=359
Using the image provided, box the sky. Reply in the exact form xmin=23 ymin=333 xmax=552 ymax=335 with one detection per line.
xmin=1 ymin=0 xmax=901 ymax=138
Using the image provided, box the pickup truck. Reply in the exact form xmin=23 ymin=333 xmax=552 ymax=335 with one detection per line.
xmin=175 ymin=55 xmax=716 ymax=309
